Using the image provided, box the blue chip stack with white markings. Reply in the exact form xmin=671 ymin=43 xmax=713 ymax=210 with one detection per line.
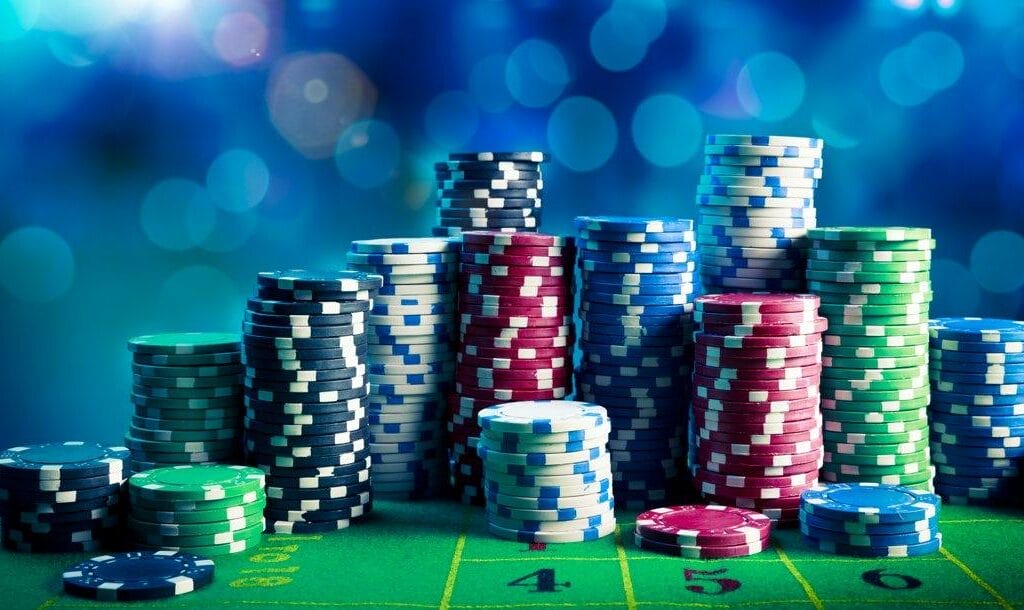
xmin=799 ymin=482 xmax=942 ymax=557
xmin=928 ymin=317 xmax=1024 ymax=505
xmin=433 ymin=152 xmax=545 ymax=237
xmin=478 ymin=401 xmax=616 ymax=543
xmin=346 ymin=238 xmax=458 ymax=499
xmin=574 ymin=216 xmax=696 ymax=510
xmin=242 ymin=270 xmax=382 ymax=534
xmin=697 ymin=134 xmax=824 ymax=294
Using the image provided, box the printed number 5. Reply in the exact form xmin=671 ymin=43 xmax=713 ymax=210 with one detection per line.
xmin=684 ymin=568 xmax=741 ymax=595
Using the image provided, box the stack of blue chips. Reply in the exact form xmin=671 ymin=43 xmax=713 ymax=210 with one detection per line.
xmin=696 ymin=134 xmax=824 ymax=294
xmin=242 ymin=270 xmax=382 ymax=534
xmin=928 ymin=317 xmax=1024 ymax=505
xmin=573 ymin=216 xmax=696 ymax=510
xmin=800 ymin=482 xmax=942 ymax=557
xmin=346 ymin=238 xmax=458 ymax=499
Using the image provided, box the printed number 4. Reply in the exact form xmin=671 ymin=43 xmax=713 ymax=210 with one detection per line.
xmin=508 ymin=569 xmax=571 ymax=593
xmin=684 ymin=568 xmax=741 ymax=595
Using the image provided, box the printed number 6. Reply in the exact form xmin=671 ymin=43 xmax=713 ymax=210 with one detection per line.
xmin=862 ymin=569 xmax=922 ymax=590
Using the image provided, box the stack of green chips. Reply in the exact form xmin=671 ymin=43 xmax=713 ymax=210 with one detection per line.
xmin=806 ymin=227 xmax=935 ymax=491
xmin=127 ymin=465 xmax=267 ymax=556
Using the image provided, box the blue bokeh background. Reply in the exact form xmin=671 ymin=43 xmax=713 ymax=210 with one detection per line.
xmin=0 ymin=0 xmax=1022 ymax=448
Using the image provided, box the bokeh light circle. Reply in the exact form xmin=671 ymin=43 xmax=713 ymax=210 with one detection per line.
xmin=736 ymin=52 xmax=805 ymax=121
xmin=335 ymin=119 xmax=401 ymax=189
xmin=469 ymin=53 xmax=513 ymax=113
xmin=0 ymin=0 xmax=40 ymax=41
xmin=425 ymin=90 xmax=479 ymax=149
xmin=970 ymin=230 xmax=1024 ymax=293
xmin=879 ymin=46 xmax=934 ymax=107
xmin=547 ymin=96 xmax=618 ymax=172
xmin=930 ymin=258 xmax=981 ymax=316
xmin=206 ymin=149 xmax=270 ymax=212
xmin=213 ymin=11 xmax=267 ymax=67
xmin=905 ymin=31 xmax=964 ymax=92
xmin=505 ymin=39 xmax=570 ymax=108
xmin=631 ymin=93 xmax=702 ymax=167
xmin=140 ymin=179 xmax=216 ymax=251
xmin=158 ymin=265 xmax=243 ymax=330
xmin=0 ymin=226 xmax=75 ymax=303
xmin=590 ymin=9 xmax=649 ymax=72
xmin=612 ymin=0 xmax=667 ymax=42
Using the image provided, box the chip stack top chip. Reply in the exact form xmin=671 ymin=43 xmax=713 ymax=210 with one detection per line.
xmin=696 ymin=134 xmax=824 ymax=294
xmin=63 ymin=550 xmax=215 ymax=601
xmin=634 ymin=504 xmax=772 ymax=558
xmin=927 ymin=317 xmax=1024 ymax=504
xmin=807 ymin=228 xmax=936 ymax=492
xmin=432 ymin=152 xmax=546 ymax=237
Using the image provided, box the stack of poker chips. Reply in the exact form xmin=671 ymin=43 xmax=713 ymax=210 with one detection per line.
xmin=696 ymin=134 xmax=823 ymax=294
xmin=800 ymin=482 xmax=942 ymax=557
xmin=242 ymin=270 xmax=382 ymax=534
xmin=692 ymin=293 xmax=826 ymax=523
xmin=432 ymin=152 xmax=545 ymax=238
xmin=63 ymin=551 xmax=215 ymax=601
xmin=0 ymin=442 xmax=127 ymax=552
xmin=346 ymin=238 xmax=458 ymax=499
xmin=448 ymin=232 xmax=575 ymax=504
xmin=807 ymin=227 xmax=935 ymax=491
xmin=574 ymin=216 xmax=697 ymax=509
xmin=127 ymin=465 xmax=266 ymax=555
xmin=634 ymin=504 xmax=771 ymax=558
xmin=928 ymin=317 xmax=1024 ymax=504
xmin=477 ymin=401 xmax=616 ymax=543
xmin=127 ymin=333 xmax=244 ymax=472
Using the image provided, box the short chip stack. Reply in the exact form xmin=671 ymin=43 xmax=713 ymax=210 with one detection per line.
xmin=634 ymin=504 xmax=771 ymax=558
xmin=0 ymin=442 xmax=128 ymax=552
xmin=127 ymin=465 xmax=266 ymax=555
xmin=127 ymin=333 xmax=244 ymax=472
xmin=800 ymin=482 xmax=942 ymax=557
xmin=928 ymin=317 xmax=1024 ymax=504
xmin=807 ymin=227 xmax=935 ymax=491
xmin=477 ymin=401 xmax=616 ymax=543
xmin=448 ymin=231 xmax=575 ymax=504
xmin=432 ymin=152 xmax=545 ymax=238
xmin=692 ymin=293 xmax=826 ymax=523
xmin=573 ymin=216 xmax=697 ymax=510
xmin=242 ymin=270 xmax=381 ymax=534
xmin=346 ymin=238 xmax=458 ymax=499
xmin=696 ymin=134 xmax=823 ymax=294
xmin=63 ymin=551 xmax=215 ymax=601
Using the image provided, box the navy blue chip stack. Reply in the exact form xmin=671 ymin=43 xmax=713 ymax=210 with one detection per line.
xmin=432 ymin=152 xmax=545 ymax=238
xmin=696 ymin=134 xmax=824 ymax=294
xmin=346 ymin=238 xmax=459 ymax=499
xmin=928 ymin=317 xmax=1024 ymax=505
xmin=0 ymin=442 xmax=128 ymax=552
xmin=573 ymin=216 xmax=697 ymax=510
xmin=126 ymin=333 xmax=244 ymax=472
xmin=242 ymin=270 xmax=382 ymax=534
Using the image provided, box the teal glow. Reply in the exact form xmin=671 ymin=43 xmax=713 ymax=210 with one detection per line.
xmin=0 ymin=226 xmax=75 ymax=303
xmin=631 ymin=93 xmax=702 ymax=167
xmin=547 ymin=96 xmax=618 ymax=172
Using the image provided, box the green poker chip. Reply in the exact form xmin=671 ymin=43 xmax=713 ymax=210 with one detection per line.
xmin=809 ymin=280 xmax=931 ymax=295
xmin=825 ymin=314 xmax=930 ymax=327
xmin=809 ymin=227 xmax=932 ymax=242
xmin=821 ymin=376 xmax=928 ymax=392
xmin=818 ymin=460 xmax=931 ymax=476
xmin=824 ymin=448 xmax=930 ymax=467
xmin=821 ymin=385 xmax=930 ymax=403
xmin=130 ymin=490 xmax=267 ymax=513
xmin=129 ymin=333 xmax=242 ymax=355
xmin=129 ymin=465 xmax=265 ymax=502
xmin=817 ymin=302 xmax=929 ymax=317
xmin=822 ymin=365 xmax=929 ymax=381
xmin=132 ymin=519 xmax=265 ymax=548
xmin=132 ymin=363 xmax=244 ymax=378
xmin=823 ymin=355 xmax=929 ymax=369
xmin=828 ymin=437 xmax=929 ymax=456
xmin=810 ymin=237 xmax=935 ymax=252
xmin=129 ymin=500 xmax=263 ymax=525
xmin=806 ymin=270 xmax=931 ymax=285
xmin=824 ymin=333 xmax=929 ymax=348
xmin=127 ymin=425 xmax=238 ymax=443
xmin=823 ymin=429 xmax=927 ymax=446
xmin=807 ymin=259 xmax=932 ymax=274
xmin=823 ymin=399 xmax=929 ymax=416
xmin=821 ymin=344 xmax=928 ymax=359
xmin=818 ymin=291 xmax=934 ymax=306
xmin=826 ymin=322 xmax=929 ymax=337
xmin=128 ymin=510 xmax=264 ymax=537
xmin=824 ymin=417 xmax=929 ymax=435
xmin=820 ymin=467 xmax=934 ymax=486
xmin=123 ymin=435 xmax=237 ymax=454
xmin=809 ymin=248 xmax=933 ymax=263
xmin=133 ymin=373 xmax=242 ymax=389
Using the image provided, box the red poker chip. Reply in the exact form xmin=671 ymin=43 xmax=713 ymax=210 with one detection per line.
xmin=634 ymin=533 xmax=769 ymax=558
xmin=461 ymin=322 xmax=573 ymax=336
xmin=694 ymin=355 xmax=821 ymax=374
xmin=461 ymin=231 xmax=570 ymax=248
xmin=456 ymin=353 xmax=568 ymax=370
xmin=460 ymin=263 xmax=568 ymax=278
xmin=634 ymin=505 xmax=772 ymax=547
xmin=463 ymin=283 xmax=571 ymax=298
xmin=696 ymin=293 xmax=820 ymax=314
xmin=691 ymin=395 xmax=820 ymax=414
xmin=459 ymin=253 xmax=572 ymax=268
xmin=695 ymin=333 xmax=823 ymax=349
xmin=693 ymin=363 xmax=822 ymax=381
xmin=692 ymin=469 xmax=817 ymax=491
xmin=694 ymin=384 xmax=819 ymax=403
xmin=462 ymin=273 xmax=568 ymax=287
xmin=461 ymin=243 xmax=573 ymax=257
xmin=459 ymin=343 xmax=569 ymax=359
xmin=695 ymin=344 xmax=822 ymax=362
xmin=698 ymin=426 xmax=820 ymax=446
xmin=459 ymin=303 xmax=573 ymax=318
xmin=692 ymin=403 xmax=819 ymax=423
xmin=460 ymin=313 xmax=573 ymax=328
xmin=455 ymin=382 xmax=569 ymax=402
xmin=459 ymin=293 xmax=573 ymax=308
xmin=455 ymin=378 xmax=571 ymax=394
xmin=693 ymin=477 xmax=810 ymax=500
xmin=700 ymin=318 xmax=828 ymax=337
xmin=696 ymin=310 xmax=820 ymax=326
xmin=697 ymin=441 xmax=823 ymax=462
xmin=693 ymin=373 xmax=819 ymax=392
xmin=456 ymin=366 xmax=571 ymax=382
xmin=460 ymin=336 xmax=572 ymax=351
xmin=694 ymin=412 xmax=821 ymax=435
xmin=705 ymin=503 xmax=801 ymax=524
xmin=701 ymin=490 xmax=804 ymax=510
xmin=702 ymin=457 xmax=822 ymax=478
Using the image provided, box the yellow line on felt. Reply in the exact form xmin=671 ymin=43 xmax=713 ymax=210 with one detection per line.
xmin=439 ymin=508 xmax=471 ymax=610
xmin=33 ymin=596 xmax=58 ymax=610
xmin=774 ymin=542 xmax=825 ymax=610
xmin=613 ymin=524 xmax=638 ymax=610
xmin=940 ymin=547 xmax=1014 ymax=610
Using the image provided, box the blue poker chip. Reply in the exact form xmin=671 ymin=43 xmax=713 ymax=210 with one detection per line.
xmin=578 ymin=311 xmax=687 ymax=327
xmin=582 ymin=321 xmax=691 ymax=338
xmin=696 ymin=233 xmax=805 ymax=248
xmin=62 ymin=551 xmax=215 ymax=601
xmin=582 ymin=292 xmax=695 ymax=307
xmin=930 ymin=340 xmax=1024 ymax=354
xmin=580 ymin=362 xmax=687 ymax=379
xmin=929 ymin=410 xmax=1024 ymax=429
xmin=706 ymin=134 xmax=823 ymax=148
xmin=371 ymin=302 xmax=453 ymax=316
xmin=928 ymin=400 xmax=1024 ymax=417
xmin=935 ymin=473 xmax=1019 ymax=489
xmin=578 ymin=228 xmax=692 ymax=243
xmin=577 ymin=378 xmax=681 ymax=397
xmin=696 ymin=204 xmax=816 ymax=218
xmin=346 ymin=252 xmax=453 ymax=265
xmin=706 ymin=153 xmax=823 ymax=168
xmin=579 ymin=340 xmax=690 ymax=358
xmin=933 ymin=370 xmax=1024 ymax=384
xmin=932 ymin=389 xmax=1024 ymax=405
xmin=580 ymin=302 xmax=693 ymax=317
xmin=580 ymin=332 xmax=682 ymax=348
xmin=930 ymin=318 xmax=1024 ymax=344
xmin=376 ymin=283 xmax=453 ymax=296
xmin=0 ymin=443 xmax=129 ymax=482
xmin=574 ymin=216 xmax=694 ymax=233
xmin=247 ymin=298 xmax=370 ymax=316
xmin=932 ymin=360 xmax=1024 ymax=375
xmin=801 ymin=523 xmax=939 ymax=549
xmin=697 ymin=194 xmax=814 ymax=209
xmin=349 ymin=237 xmax=455 ymax=254
xmin=348 ymin=262 xmax=457 ymax=276
xmin=257 ymin=270 xmax=383 ymax=293
xmin=581 ymin=281 xmax=696 ymax=297
xmin=580 ymin=271 xmax=695 ymax=285
xmin=699 ymin=224 xmax=810 ymax=239
xmin=698 ymin=214 xmax=814 ymax=230
xmin=930 ymin=430 xmax=1024 ymax=449
xmin=579 ymin=260 xmax=696 ymax=274
xmin=930 ymin=349 xmax=1024 ymax=364
xmin=930 ymin=440 xmax=1024 ymax=458
xmin=799 ymin=483 xmax=940 ymax=524
xmin=576 ymin=240 xmax=693 ymax=254
xmin=698 ymin=184 xmax=814 ymax=198
xmin=578 ymin=249 xmax=695 ymax=263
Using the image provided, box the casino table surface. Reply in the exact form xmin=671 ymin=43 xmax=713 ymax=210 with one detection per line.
xmin=4 ymin=499 xmax=1024 ymax=610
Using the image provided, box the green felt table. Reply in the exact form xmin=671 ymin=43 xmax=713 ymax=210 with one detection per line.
xmin=5 ymin=500 xmax=1024 ymax=610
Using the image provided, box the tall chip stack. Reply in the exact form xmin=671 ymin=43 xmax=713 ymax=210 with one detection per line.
xmin=448 ymin=232 xmax=575 ymax=504
xmin=696 ymin=134 xmax=823 ymax=295
xmin=126 ymin=333 xmax=244 ymax=472
xmin=477 ymin=401 xmax=616 ymax=543
xmin=807 ymin=227 xmax=935 ymax=491
xmin=927 ymin=317 xmax=1024 ymax=504
xmin=0 ymin=442 xmax=127 ymax=552
xmin=691 ymin=293 xmax=826 ymax=523
xmin=346 ymin=238 xmax=458 ymax=499
xmin=242 ymin=270 xmax=382 ymax=534
xmin=432 ymin=152 xmax=545 ymax=238
xmin=573 ymin=216 xmax=697 ymax=510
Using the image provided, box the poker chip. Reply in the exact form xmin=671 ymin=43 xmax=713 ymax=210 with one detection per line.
xmin=635 ymin=504 xmax=772 ymax=547
xmin=432 ymin=154 xmax=545 ymax=236
xmin=62 ymin=551 xmax=215 ymax=601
